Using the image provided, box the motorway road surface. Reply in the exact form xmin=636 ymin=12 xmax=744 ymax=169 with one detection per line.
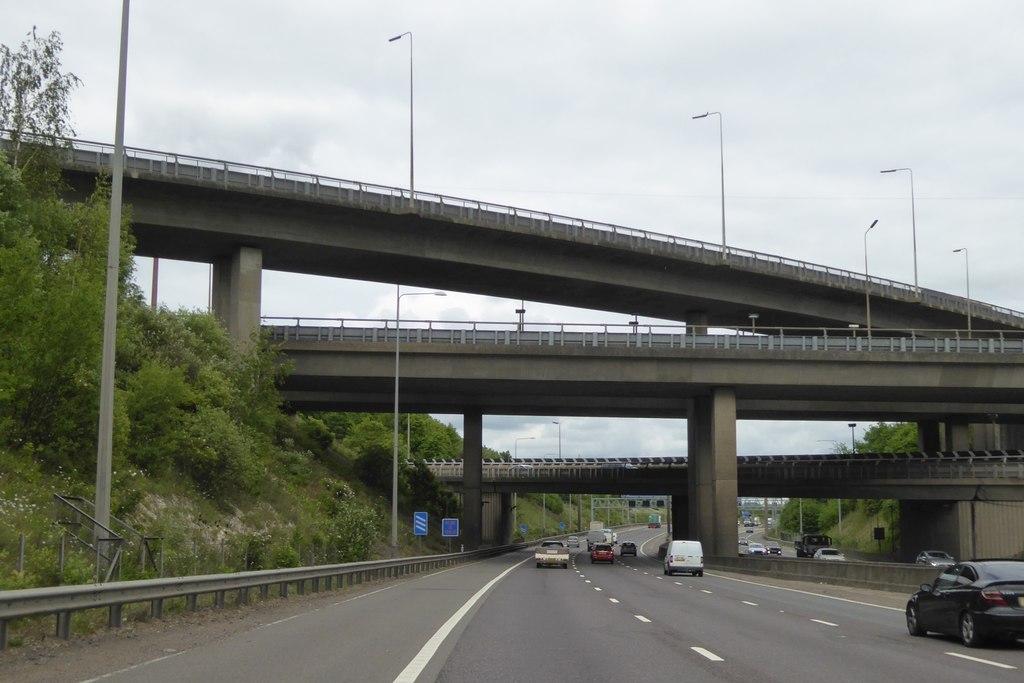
xmin=3 ymin=527 xmax=1021 ymax=682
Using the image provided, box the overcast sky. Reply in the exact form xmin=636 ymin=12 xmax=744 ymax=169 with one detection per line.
xmin=6 ymin=2 xmax=1022 ymax=459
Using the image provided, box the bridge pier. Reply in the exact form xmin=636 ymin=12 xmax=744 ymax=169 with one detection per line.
xmin=670 ymin=494 xmax=689 ymax=539
xmin=687 ymin=388 xmax=738 ymax=556
xmin=900 ymin=499 xmax=1024 ymax=562
xmin=212 ymin=246 xmax=262 ymax=342
xmin=463 ymin=410 xmax=483 ymax=550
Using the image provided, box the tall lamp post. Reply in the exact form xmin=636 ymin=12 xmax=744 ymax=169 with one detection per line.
xmin=96 ymin=0 xmax=132 ymax=578
xmin=692 ymin=111 xmax=726 ymax=254
xmin=388 ymin=31 xmax=414 ymax=210
xmin=863 ymin=219 xmax=879 ymax=334
xmin=880 ymin=168 xmax=918 ymax=294
xmin=514 ymin=436 xmax=535 ymax=461
xmin=953 ymin=247 xmax=972 ymax=337
xmin=392 ymin=287 xmax=445 ymax=556
xmin=552 ymin=420 xmax=561 ymax=459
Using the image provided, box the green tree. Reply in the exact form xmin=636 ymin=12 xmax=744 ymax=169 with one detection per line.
xmin=0 ymin=28 xmax=81 ymax=186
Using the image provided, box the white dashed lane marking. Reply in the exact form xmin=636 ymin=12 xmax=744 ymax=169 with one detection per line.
xmin=634 ymin=615 xmax=652 ymax=623
xmin=811 ymin=619 xmax=838 ymax=627
xmin=742 ymin=601 xmax=758 ymax=606
xmin=945 ymin=652 xmax=1017 ymax=670
xmin=609 ymin=598 xmax=620 ymax=604
xmin=692 ymin=647 xmax=724 ymax=662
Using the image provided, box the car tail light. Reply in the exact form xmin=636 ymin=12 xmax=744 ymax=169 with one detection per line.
xmin=981 ymin=587 xmax=1008 ymax=606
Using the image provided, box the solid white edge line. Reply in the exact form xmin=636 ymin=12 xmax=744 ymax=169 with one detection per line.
xmin=691 ymin=646 xmax=724 ymax=662
xmin=393 ymin=556 xmax=531 ymax=683
xmin=78 ymin=651 xmax=186 ymax=682
xmin=945 ymin=651 xmax=1017 ymax=669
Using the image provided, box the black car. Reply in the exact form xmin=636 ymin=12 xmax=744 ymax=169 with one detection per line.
xmin=620 ymin=541 xmax=637 ymax=557
xmin=764 ymin=541 xmax=783 ymax=556
xmin=906 ymin=560 xmax=1024 ymax=647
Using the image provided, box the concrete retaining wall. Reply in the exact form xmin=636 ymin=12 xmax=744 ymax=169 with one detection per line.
xmin=706 ymin=556 xmax=941 ymax=594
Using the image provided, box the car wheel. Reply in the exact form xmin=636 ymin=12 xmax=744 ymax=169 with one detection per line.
xmin=906 ymin=604 xmax=926 ymax=637
xmin=960 ymin=612 xmax=985 ymax=648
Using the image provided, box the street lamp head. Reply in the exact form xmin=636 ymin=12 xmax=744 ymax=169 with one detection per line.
xmin=868 ymin=219 xmax=878 ymax=229
xmin=848 ymin=423 xmax=856 ymax=428
xmin=953 ymin=247 xmax=966 ymax=254
xmin=880 ymin=168 xmax=910 ymax=174
xmin=389 ymin=32 xmax=410 ymax=42
xmin=692 ymin=112 xmax=710 ymax=119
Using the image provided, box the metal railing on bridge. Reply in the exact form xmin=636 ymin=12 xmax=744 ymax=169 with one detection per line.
xmin=424 ymin=450 xmax=1024 ymax=483
xmin=263 ymin=318 xmax=1024 ymax=354
xmin=12 ymin=132 xmax=1021 ymax=329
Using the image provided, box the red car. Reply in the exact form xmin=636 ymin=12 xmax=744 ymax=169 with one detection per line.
xmin=590 ymin=543 xmax=614 ymax=564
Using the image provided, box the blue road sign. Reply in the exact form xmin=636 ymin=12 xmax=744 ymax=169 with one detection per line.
xmin=442 ymin=518 xmax=459 ymax=537
xmin=519 ymin=523 xmax=527 ymax=536
xmin=413 ymin=511 xmax=428 ymax=536
xmin=559 ymin=522 xmax=566 ymax=531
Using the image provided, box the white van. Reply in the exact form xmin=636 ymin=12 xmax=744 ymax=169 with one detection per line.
xmin=664 ymin=540 xmax=704 ymax=576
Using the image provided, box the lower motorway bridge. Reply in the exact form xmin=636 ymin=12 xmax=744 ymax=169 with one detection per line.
xmin=425 ymin=451 xmax=1024 ymax=563
xmin=268 ymin=321 xmax=1024 ymax=561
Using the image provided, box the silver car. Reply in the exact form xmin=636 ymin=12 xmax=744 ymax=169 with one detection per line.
xmin=915 ymin=550 xmax=955 ymax=567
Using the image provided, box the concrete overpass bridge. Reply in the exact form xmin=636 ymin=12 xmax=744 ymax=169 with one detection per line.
xmin=31 ymin=137 xmax=1024 ymax=559
xmin=425 ymin=451 xmax=1024 ymax=563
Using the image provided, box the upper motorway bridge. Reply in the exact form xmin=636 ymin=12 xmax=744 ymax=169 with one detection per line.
xmin=44 ymin=136 xmax=1024 ymax=336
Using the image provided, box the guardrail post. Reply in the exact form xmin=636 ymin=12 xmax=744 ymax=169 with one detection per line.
xmin=215 ymin=591 xmax=225 ymax=608
xmin=279 ymin=582 xmax=289 ymax=598
xmin=151 ymin=598 xmax=163 ymax=619
xmin=109 ymin=604 xmax=122 ymax=628
xmin=239 ymin=588 xmax=249 ymax=605
xmin=56 ymin=611 xmax=72 ymax=640
xmin=187 ymin=594 xmax=198 ymax=611
xmin=1 ymin=619 xmax=7 ymax=650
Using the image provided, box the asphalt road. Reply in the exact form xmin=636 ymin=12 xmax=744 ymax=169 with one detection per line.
xmin=5 ymin=527 xmax=1021 ymax=682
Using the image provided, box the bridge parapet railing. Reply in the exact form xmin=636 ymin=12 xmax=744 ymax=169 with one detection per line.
xmin=262 ymin=318 xmax=1024 ymax=354
xmin=14 ymin=132 xmax=1021 ymax=329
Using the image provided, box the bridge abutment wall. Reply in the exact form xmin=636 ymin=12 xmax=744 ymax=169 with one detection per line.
xmin=900 ymin=499 xmax=1024 ymax=562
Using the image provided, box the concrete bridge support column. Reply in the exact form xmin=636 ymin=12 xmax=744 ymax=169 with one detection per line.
xmin=499 ymin=492 xmax=514 ymax=545
xmin=670 ymin=494 xmax=689 ymax=540
xmin=687 ymin=388 xmax=738 ymax=557
xmin=917 ymin=421 xmax=942 ymax=452
xmin=945 ymin=419 xmax=971 ymax=451
xmin=212 ymin=246 xmax=262 ymax=342
xmin=462 ymin=410 xmax=483 ymax=550
xmin=686 ymin=310 xmax=709 ymax=335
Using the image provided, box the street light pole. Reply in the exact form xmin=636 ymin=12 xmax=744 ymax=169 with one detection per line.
xmin=863 ymin=219 xmax=879 ymax=335
xmin=880 ymin=168 xmax=918 ymax=294
xmin=388 ymin=31 xmax=414 ymax=210
xmin=953 ymin=247 xmax=972 ymax=337
xmin=514 ymin=436 xmax=535 ymax=461
xmin=392 ymin=287 xmax=445 ymax=556
xmin=692 ymin=111 xmax=725 ymax=254
xmin=552 ymin=420 xmax=561 ymax=459
xmin=96 ymin=0 xmax=132 ymax=576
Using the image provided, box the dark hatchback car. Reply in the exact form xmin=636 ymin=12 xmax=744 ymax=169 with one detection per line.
xmin=764 ymin=541 xmax=783 ymax=556
xmin=620 ymin=541 xmax=637 ymax=557
xmin=906 ymin=560 xmax=1024 ymax=647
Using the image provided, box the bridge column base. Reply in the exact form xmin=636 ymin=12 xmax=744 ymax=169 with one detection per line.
xmin=462 ymin=411 xmax=483 ymax=550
